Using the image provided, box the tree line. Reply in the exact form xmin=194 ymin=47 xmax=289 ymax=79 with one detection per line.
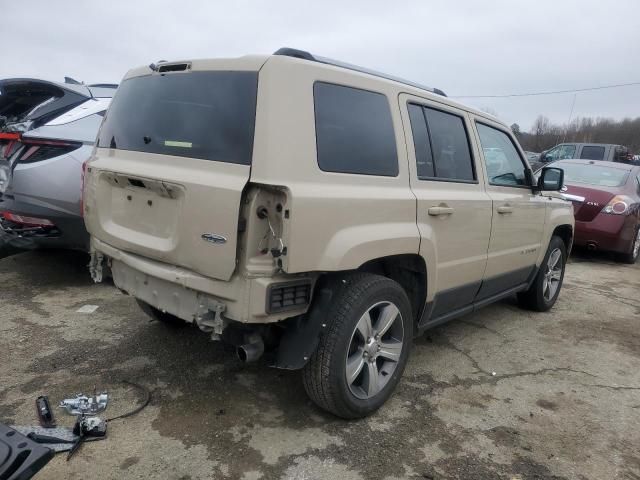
xmin=511 ymin=116 xmax=640 ymax=154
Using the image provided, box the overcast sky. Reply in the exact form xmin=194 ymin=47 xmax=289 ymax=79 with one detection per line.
xmin=3 ymin=0 xmax=639 ymax=130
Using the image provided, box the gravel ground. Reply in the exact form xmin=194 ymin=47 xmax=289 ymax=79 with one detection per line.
xmin=1 ymin=248 xmax=639 ymax=480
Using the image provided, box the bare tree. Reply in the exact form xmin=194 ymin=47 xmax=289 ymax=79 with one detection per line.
xmin=517 ymin=115 xmax=640 ymax=154
xmin=531 ymin=115 xmax=551 ymax=152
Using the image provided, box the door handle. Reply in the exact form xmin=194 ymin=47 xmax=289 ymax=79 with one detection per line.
xmin=428 ymin=206 xmax=454 ymax=216
xmin=497 ymin=205 xmax=514 ymax=214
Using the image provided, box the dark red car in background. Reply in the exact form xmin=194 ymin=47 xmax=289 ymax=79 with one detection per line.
xmin=555 ymin=160 xmax=640 ymax=263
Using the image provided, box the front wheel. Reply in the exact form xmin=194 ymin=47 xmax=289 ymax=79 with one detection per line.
xmin=302 ymin=273 xmax=413 ymax=419
xmin=517 ymin=236 xmax=567 ymax=312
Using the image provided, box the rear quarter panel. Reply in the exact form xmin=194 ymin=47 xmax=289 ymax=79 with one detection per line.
xmin=249 ymin=56 xmax=421 ymax=274
xmin=11 ymin=144 xmax=92 ymax=216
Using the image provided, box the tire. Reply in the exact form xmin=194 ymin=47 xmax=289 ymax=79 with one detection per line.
xmin=618 ymin=226 xmax=640 ymax=264
xmin=517 ymin=236 xmax=567 ymax=312
xmin=302 ymin=273 xmax=413 ymax=419
xmin=136 ymin=299 xmax=186 ymax=327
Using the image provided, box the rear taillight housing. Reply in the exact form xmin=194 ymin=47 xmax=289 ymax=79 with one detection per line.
xmin=0 ymin=133 xmax=21 ymax=140
xmin=601 ymin=195 xmax=633 ymax=215
xmin=16 ymin=138 xmax=82 ymax=163
xmin=0 ymin=132 xmax=21 ymax=160
xmin=1 ymin=211 xmax=54 ymax=228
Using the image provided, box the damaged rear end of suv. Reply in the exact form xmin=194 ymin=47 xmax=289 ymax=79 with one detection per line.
xmin=84 ymin=56 xmax=318 ymax=369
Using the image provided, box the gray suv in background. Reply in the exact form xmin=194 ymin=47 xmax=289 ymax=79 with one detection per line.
xmin=540 ymin=142 xmax=628 ymax=163
xmin=0 ymin=78 xmax=116 ymax=250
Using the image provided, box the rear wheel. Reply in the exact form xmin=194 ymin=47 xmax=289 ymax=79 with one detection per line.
xmin=302 ymin=273 xmax=412 ymax=419
xmin=136 ymin=299 xmax=186 ymax=327
xmin=518 ymin=236 xmax=567 ymax=312
xmin=618 ymin=226 xmax=640 ymax=264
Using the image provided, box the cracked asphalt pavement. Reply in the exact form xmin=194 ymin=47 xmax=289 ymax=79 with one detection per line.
xmin=1 ymin=248 xmax=639 ymax=479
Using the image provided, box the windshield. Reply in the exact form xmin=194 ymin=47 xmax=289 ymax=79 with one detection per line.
xmin=98 ymin=71 xmax=258 ymax=165
xmin=558 ymin=162 xmax=629 ymax=187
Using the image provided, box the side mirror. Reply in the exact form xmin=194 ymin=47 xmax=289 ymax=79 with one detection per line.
xmin=537 ymin=167 xmax=564 ymax=192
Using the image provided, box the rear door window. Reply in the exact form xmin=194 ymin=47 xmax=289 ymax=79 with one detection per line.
xmin=476 ymin=123 xmax=528 ymax=187
xmin=407 ymin=103 xmax=475 ymax=182
xmin=98 ymin=71 xmax=258 ymax=165
xmin=407 ymin=104 xmax=435 ymax=178
xmin=313 ymin=82 xmax=398 ymax=176
xmin=580 ymin=146 xmax=606 ymax=160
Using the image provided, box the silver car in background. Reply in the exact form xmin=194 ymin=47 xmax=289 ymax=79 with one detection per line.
xmin=0 ymin=78 xmax=115 ymax=250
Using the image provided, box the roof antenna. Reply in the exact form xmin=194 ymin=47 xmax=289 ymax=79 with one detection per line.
xmin=64 ymin=76 xmax=82 ymax=85
xmin=559 ymin=93 xmax=577 ymax=145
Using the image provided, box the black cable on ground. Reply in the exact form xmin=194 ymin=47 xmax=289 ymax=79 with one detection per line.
xmin=106 ymin=380 xmax=151 ymax=422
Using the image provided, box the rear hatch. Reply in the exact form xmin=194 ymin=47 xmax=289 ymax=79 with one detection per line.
xmin=84 ymin=67 xmax=259 ymax=281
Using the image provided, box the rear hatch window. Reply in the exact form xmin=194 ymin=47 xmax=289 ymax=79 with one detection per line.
xmin=98 ymin=71 xmax=258 ymax=165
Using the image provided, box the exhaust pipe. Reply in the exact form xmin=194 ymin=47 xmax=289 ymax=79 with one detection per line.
xmin=237 ymin=334 xmax=265 ymax=363
xmin=586 ymin=241 xmax=597 ymax=251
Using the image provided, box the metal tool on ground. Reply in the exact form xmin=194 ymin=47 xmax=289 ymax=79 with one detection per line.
xmin=59 ymin=391 xmax=108 ymax=416
xmin=67 ymin=415 xmax=107 ymax=461
xmin=57 ymin=389 xmax=109 ymax=461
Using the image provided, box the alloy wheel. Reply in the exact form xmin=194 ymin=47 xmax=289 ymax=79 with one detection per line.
xmin=543 ymin=247 xmax=563 ymax=302
xmin=345 ymin=301 xmax=404 ymax=400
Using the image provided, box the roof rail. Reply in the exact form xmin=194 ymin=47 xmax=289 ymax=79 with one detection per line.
xmin=88 ymin=83 xmax=118 ymax=89
xmin=273 ymin=47 xmax=447 ymax=97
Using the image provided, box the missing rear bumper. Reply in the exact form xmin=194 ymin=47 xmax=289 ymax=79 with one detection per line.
xmin=91 ymin=237 xmax=315 ymax=324
xmin=110 ymin=259 xmax=228 ymax=338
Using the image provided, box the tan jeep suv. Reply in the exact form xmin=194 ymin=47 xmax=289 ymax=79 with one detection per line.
xmin=83 ymin=48 xmax=574 ymax=418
